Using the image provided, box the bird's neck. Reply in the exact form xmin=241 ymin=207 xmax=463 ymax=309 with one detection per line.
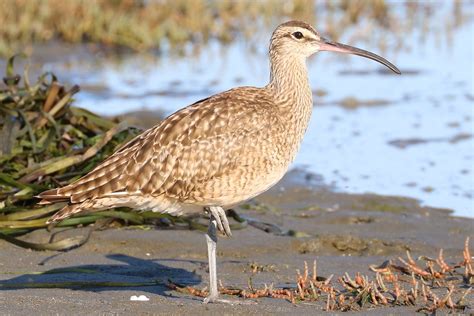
xmin=266 ymin=55 xmax=314 ymax=162
xmin=267 ymin=55 xmax=313 ymax=111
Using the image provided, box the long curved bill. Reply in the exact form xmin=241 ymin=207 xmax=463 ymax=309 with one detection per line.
xmin=319 ymin=37 xmax=401 ymax=74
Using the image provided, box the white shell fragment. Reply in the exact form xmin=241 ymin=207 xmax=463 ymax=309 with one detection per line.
xmin=130 ymin=295 xmax=150 ymax=301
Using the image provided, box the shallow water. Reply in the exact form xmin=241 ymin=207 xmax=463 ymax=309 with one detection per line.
xmin=41 ymin=3 xmax=473 ymax=217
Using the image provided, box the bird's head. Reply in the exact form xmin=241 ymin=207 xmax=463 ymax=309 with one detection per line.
xmin=270 ymin=21 xmax=400 ymax=74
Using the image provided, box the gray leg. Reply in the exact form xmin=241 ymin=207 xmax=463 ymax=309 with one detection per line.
xmin=202 ymin=209 xmax=256 ymax=305
xmin=205 ymin=206 xmax=231 ymax=302
xmin=203 ymin=217 xmax=218 ymax=303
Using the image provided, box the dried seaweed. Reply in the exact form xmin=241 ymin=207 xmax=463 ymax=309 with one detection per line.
xmin=168 ymin=237 xmax=473 ymax=313
xmin=0 ymin=55 xmax=147 ymax=248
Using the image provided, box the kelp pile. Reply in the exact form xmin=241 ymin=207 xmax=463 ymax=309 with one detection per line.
xmin=0 ymin=55 xmax=146 ymax=248
xmin=0 ymin=56 xmax=213 ymax=250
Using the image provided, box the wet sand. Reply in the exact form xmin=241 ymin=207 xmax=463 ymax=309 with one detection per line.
xmin=1 ymin=170 xmax=472 ymax=315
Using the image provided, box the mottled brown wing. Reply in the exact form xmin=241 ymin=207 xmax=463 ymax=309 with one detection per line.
xmin=120 ymin=87 xmax=273 ymax=201
xmin=39 ymin=87 xmax=273 ymax=205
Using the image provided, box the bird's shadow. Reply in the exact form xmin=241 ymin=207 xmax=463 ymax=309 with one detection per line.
xmin=0 ymin=253 xmax=202 ymax=297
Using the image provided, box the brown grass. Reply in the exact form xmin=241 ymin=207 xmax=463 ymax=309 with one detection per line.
xmin=0 ymin=1 xmax=469 ymax=57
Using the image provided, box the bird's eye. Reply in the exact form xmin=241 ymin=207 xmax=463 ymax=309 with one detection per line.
xmin=292 ymin=31 xmax=304 ymax=39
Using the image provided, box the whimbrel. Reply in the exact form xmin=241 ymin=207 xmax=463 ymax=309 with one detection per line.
xmin=38 ymin=21 xmax=400 ymax=303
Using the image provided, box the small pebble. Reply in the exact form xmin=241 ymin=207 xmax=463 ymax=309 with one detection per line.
xmin=130 ymin=295 xmax=149 ymax=301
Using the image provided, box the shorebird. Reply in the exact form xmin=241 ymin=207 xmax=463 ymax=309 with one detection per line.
xmin=38 ymin=21 xmax=400 ymax=303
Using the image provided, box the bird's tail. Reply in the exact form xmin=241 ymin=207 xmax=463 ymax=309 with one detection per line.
xmin=46 ymin=204 xmax=85 ymax=224
xmin=37 ymin=188 xmax=70 ymax=205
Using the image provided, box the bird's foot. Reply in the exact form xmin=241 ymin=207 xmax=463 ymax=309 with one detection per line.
xmin=207 ymin=206 xmax=232 ymax=237
xmin=203 ymin=295 xmax=256 ymax=305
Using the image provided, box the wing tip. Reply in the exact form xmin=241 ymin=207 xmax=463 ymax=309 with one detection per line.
xmin=37 ymin=188 xmax=58 ymax=198
xmin=37 ymin=199 xmax=53 ymax=205
xmin=37 ymin=188 xmax=71 ymax=204
xmin=46 ymin=204 xmax=81 ymax=224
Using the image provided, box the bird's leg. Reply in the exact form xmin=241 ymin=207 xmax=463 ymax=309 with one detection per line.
xmin=203 ymin=208 xmax=255 ymax=305
xmin=203 ymin=215 xmax=219 ymax=303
